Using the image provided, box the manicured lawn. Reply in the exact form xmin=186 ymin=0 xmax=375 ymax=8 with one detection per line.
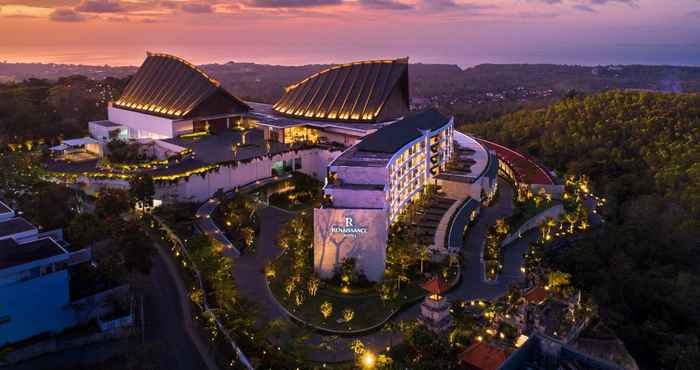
xmin=268 ymin=252 xmax=425 ymax=333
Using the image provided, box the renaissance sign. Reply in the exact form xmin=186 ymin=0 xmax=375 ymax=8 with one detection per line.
xmin=331 ymin=217 xmax=368 ymax=236
xmin=314 ymin=208 xmax=388 ymax=282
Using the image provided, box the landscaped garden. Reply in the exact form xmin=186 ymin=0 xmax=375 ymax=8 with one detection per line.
xmin=267 ymin=186 xmax=461 ymax=333
xmin=211 ymin=192 xmax=260 ymax=252
xmin=149 ymin=202 xmax=321 ymax=369
xmin=483 ymin=175 xmax=592 ymax=281
xmin=265 ymin=172 xmax=323 ymax=211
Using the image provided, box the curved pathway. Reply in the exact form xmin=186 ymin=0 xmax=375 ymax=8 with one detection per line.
xmin=225 ymin=178 xmax=532 ymax=364
xmin=447 ymin=178 xmax=531 ymax=301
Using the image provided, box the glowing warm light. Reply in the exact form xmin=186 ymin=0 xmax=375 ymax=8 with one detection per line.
xmin=362 ymin=352 xmax=375 ymax=368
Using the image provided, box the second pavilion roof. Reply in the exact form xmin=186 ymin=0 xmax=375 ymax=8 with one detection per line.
xmin=272 ymin=58 xmax=409 ymax=123
xmin=113 ymin=52 xmax=249 ymax=120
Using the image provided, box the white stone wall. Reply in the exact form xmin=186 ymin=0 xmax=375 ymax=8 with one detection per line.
xmin=326 ymin=187 xmax=386 ymax=209
xmin=331 ymin=165 xmax=388 ymax=186
xmin=314 ymin=208 xmax=388 ymax=282
xmin=107 ymin=106 xmax=174 ymax=139
xmin=156 ymin=148 xmax=342 ymax=202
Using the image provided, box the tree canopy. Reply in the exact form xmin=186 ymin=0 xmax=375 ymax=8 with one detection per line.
xmin=467 ymin=90 xmax=700 ymax=369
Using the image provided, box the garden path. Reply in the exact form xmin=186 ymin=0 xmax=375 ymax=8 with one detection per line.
xmin=229 ymin=178 xmax=534 ymax=364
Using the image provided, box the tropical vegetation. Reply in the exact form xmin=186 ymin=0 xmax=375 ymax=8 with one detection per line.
xmin=468 ymin=90 xmax=700 ymax=369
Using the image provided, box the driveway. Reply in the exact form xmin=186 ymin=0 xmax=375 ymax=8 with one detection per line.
xmin=230 ymin=179 xmax=530 ymax=363
xmin=139 ymin=246 xmax=213 ymax=370
xmin=231 ymin=206 xmax=293 ymax=323
xmin=447 ymin=178 xmax=529 ymax=301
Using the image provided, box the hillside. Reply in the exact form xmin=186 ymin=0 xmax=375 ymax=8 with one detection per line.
xmin=3 ymin=61 xmax=700 ymax=125
xmin=466 ymin=90 xmax=700 ymax=369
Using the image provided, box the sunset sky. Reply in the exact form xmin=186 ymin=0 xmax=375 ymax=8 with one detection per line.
xmin=0 ymin=0 xmax=699 ymax=66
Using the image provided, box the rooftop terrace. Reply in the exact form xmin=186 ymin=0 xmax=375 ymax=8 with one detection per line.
xmin=90 ymin=120 xmax=123 ymax=128
xmin=331 ymin=146 xmax=394 ymax=168
xmin=476 ymin=138 xmax=556 ymax=185
xmin=0 ymin=237 xmax=66 ymax=270
xmin=0 ymin=217 xmax=36 ymax=239
xmin=354 ymin=109 xmax=450 ymax=154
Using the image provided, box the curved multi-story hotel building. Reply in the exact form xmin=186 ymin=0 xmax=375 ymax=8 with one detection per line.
xmin=49 ymin=53 xmax=497 ymax=282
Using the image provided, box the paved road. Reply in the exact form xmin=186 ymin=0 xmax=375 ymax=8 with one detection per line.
xmin=447 ymin=178 xmax=531 ymax=301
xmin=139 ymin=246 xmax=212 ymax=370
xmin=229 ymin=179 xmax=531 ymax=363
xmin=232 ymin=207 xmax=294 ymax=323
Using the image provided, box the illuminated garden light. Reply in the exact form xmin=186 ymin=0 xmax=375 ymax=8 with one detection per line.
xmin=362 ymin=352 xmax=376 ymax=368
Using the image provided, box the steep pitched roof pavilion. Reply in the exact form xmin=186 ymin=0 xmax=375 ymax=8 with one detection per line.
xmin=248 ymin=101 xmax=387 ymax=135
xmin=113 ymin=52 xmax=250 ymax=120
xmin=273 ymin=58 xmax=410 ymax=123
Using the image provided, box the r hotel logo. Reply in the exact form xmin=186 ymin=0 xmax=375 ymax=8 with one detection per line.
xmin=331 ymin=216 xmax=368 ymax=238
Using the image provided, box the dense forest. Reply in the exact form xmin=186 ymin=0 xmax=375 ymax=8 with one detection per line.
xmin=466 ymin=90 xmax=700 ymax=369
xmin=0 ymin=75 xmax=128 ymax=149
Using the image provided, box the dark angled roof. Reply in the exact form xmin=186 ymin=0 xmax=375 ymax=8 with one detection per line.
xmin=0 ymin=237 xmax=65 ymax=269
xmin=113 ymin=52 xmax=249 ymax=119
xmin=0 ymin=200 xmax=11 ymax=215
xmin=0 ymin=217 xmax=36 ymax=238
xmin=273 ymin=58 xmax=409 ymax=123
xmin=354 ymin=109 xmax=450 ymax=154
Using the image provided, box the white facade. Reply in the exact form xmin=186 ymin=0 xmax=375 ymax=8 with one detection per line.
xmin=88 ymin=121 xmax=127 ymax=142
xmin=155 ymin=148 xmax=341 ymax=202
xmin=107 ymin=105 xmax=178 ymax=139
xmin=326 ymin=117 xmax=455 ymax=223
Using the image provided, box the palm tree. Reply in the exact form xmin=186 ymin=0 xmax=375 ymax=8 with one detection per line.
xmin=564 ymin=211 xmax=578 ymax=234
xmin=495 ymin=218 xmax=509 ymax=237
xmin=418 ymin=244 xmax=430 ymax=273
xmin=542 ymin=216 xmax=557 ymax=240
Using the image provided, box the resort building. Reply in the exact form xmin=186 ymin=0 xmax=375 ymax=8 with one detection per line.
xmin=106 ymin=52 xmax=251 ymax=140
xmin=47 ymin=52 xmax=498 ymax=282
xmin=0 ymin=203 xmax=132 ymax=347
xmin=0 ymin=202 xmax=109 ymax=346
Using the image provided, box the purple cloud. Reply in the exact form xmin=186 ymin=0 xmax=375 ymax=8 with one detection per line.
xmin=160 ymin=1 xmax=179 ymax=8
xmin=75 ymin=0 xmax=125 ymax=13
xmin=49 ymin=8 xmax=86 ymax=22
xmin=359 ymin=0 xmax=413 ymax=10
xmin=181 ymin=3 xmax=213 ymax=13
xmin=574 ymin=4 xmax=596 ymax=12
xmin=245 ymin=0 xmax=343 ymax=8
xmin=420 ymin=0 xmax=492 ymax=13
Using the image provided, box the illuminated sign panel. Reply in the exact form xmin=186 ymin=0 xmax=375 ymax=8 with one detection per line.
xmin=331 ymin=217 xmax=368 ymax=237
xmin=314 ymin=208 xmax=388 ymax=282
